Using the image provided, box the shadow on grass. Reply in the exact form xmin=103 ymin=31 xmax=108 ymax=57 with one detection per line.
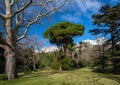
xmin=100 ymin=74 xmax=120 ymax=84
xmin=18 ymin=70 xmax=60 ymax=79
xmin=0 ymin=70 xmax=59 ymax=81
xmin=92 ymin=68 xmax=120 ymax=84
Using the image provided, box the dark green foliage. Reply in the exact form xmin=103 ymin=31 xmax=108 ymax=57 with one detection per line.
xmin=94 ymin=56 xmax=109 ymax=69
xmin=43 ymin=22 xmax=84 ymax=45
xmin=51 ymin=55 xmax=75 ymax=70
xmin=61 ymin=57 xmax=73 ymax=70
xmin=43 ymin=22 xmax=84 ymax=57
xmin=40 ymin=53 xmax=53 ymax=68
xmin=90 ymin=3 xmax=120 ymax=73
xmin=77 ymin=60 xmax=91 ymax=67
xmin=24 ymin=67 xmax=32 ymax=74
xmin=112 ymin=51 xmax=120 ymax=73
xmin=92 ymin=3 xmax=120 ymax=26
xmin=90 ymin=3 xmax=120 ymax=45
xmin=51 ymin=56 xmax=60 ymax=70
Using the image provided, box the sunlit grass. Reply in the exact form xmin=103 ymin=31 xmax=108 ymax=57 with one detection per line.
xmin=0 ymin=68 xmax=120 ymax=85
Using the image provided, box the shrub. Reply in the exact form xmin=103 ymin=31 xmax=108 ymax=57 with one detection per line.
xmin=61 ymin=57 xmax=73 ymax=70
xmin=94 ymin=56 xmax=109 ymax=70
xmin=40 ymin=54 xmax=53 ymax=68
xmin=77 ymin=60 xmax=90 ymax=68
xmin=24 ymin=67 xmax=32 ymax=74
xmin=51 ymin=56 xmax=60 ymax=70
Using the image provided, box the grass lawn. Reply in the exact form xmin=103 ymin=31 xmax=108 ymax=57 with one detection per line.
xmin=0 ymin=68 xmax=120 ymax=85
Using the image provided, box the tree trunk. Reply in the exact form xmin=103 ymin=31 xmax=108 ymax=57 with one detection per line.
xmin=5 ymin=5 xmax=17 ymax=79
xmin=59 ymin=65 xmax=62 ymax=71
xmin=111 ymin=27 xmax=116 ymax=55
xmin=71 ymin=53 xmax=75 ymax=60
xmin=98 ymin=41 xmax=102 ymax=57
xmin=5 ymin=48 xmax=16 ymax=80
xmin=63 ymin=44 xmax=67 ymax=57
xmin=111 ymin=27 xmax=116 ymax=72
xmin=33 ymin=55 xmax=36 ymax=71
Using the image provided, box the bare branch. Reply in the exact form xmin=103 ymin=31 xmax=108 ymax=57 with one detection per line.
xmin=16 ymin=27 xmax=29 ymax=42
xmin=0 ymin=13 xmax=6 ymax=19
xmin=27 ymin=0 xmax=66 ymax=26
xmin=0 ymin=37 xmax=14 ymax=50
xmin=17 ymin=0 xmax=67 ymax=42
xmin=11 ymin=0 xmax=32 ymax=18
xmin=40 ymin=0 xmax=53 ymax=14
xmin=10 ymin=0 xmax=15 ymax=6
xmin=0 ymin=44 xmax=5 ymax=49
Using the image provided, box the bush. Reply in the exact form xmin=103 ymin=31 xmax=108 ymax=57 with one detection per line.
xmin=112 ymin=56 xmax=120 ymax=74
xmin=24 ymin=67 xmax=32 ymax=74
xmin=77 ymin=60 xmax=91 ymax=68
xmin=61 ymin=57 xmax=73 ymax=70
xmin=51 ymin=56 xmax=60 ymax=70
xmin=40 ymin=54 xmax=53 ymax=68
xmin=94 ymin=56 xmax=109 ymax=70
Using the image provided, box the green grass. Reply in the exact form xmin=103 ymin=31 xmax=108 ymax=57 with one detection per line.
xmin=0 ymin=68 xmax=120 ymax=85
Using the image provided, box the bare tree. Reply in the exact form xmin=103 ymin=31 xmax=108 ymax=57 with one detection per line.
xmin=23 ymin=35 xmax=45 ymax=71
xmin=0 ymin=0 xmax=67 ymax=80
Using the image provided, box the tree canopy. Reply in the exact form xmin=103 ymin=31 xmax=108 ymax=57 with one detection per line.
xmin=44 ymin=22 xmax=84 ymax=57
xmin=90 ymin=3 xmax=120 ymax=73
xmin=90 ymin=3 xmax=120 ymax=51
xmin=44 ymin=22 xmax=84 ymax=46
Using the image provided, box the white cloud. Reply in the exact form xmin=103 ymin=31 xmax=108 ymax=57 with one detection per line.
xmin=40 ymin=46 xmax=59 ymax=53
xmin=60 ymin=0 xmax=102 ymax=23
xmin=61 ymin=14 xmax=83 ymax=23
xmin=75 ymin=0 xmax=102 ymax=13
xmin=82 ymin=37 xmax=106 ymax=45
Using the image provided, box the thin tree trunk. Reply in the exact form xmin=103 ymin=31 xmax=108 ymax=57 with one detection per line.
xmin=111 ymin=27 xmax=116 ymax=55
xmin=111 ymin=27 xmax=116 ymax=72
xmin=98 ymin=41 xmax=102 ymax=57
xmin=63 ymin=44 xmax=67 ymax=57
xmin=72 ymin=53 xmax=75 ymax=60
xmin=59 ymin=64 xmax=62 ymax=71
xmin=33 ymin=58 xmax=36 ymax=71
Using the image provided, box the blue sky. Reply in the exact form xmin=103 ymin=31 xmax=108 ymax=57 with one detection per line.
xmin=28 ymin=0 xmax=120 ymax=47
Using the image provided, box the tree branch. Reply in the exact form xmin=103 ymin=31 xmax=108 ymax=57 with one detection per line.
xmin=11 ymin=0 xmax=32 ymax=18
xmin=10 ymin=0 xmax=15 ymax=6
xmin=17 ymin=0 xmax=67 ymax=42
xmin=0 ymin=37 xmax=14 ymax=51
xmin=40 ymin=0 xmax=53 ymax=14
xmin=26 ymin=0 xmax=67 ymax=27
xmin=0 ymin=44 xmax=5 ymax=49
xmin=16 ymin=26 xmax=29 ymax=42
xmin=0 ymin=13 xmax=6 ymax=19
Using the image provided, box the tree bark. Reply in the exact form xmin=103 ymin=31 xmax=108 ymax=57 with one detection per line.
xmin=5 ymin=19 xmax=17 ymax=80
xmin=63 ymin=44 xmax=67 ymax=57
xmin=110 ymin=26 xmax=116 ymax=55
xmin=33 ymin=56 xmax=36 ymax=71
xmin=4 ymin=0 xmax=17 ymax=80
xmin=5 ymin=48 xmax=16 ymax=80
xmin=59 ymin=65 xmax=62 ymax=71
